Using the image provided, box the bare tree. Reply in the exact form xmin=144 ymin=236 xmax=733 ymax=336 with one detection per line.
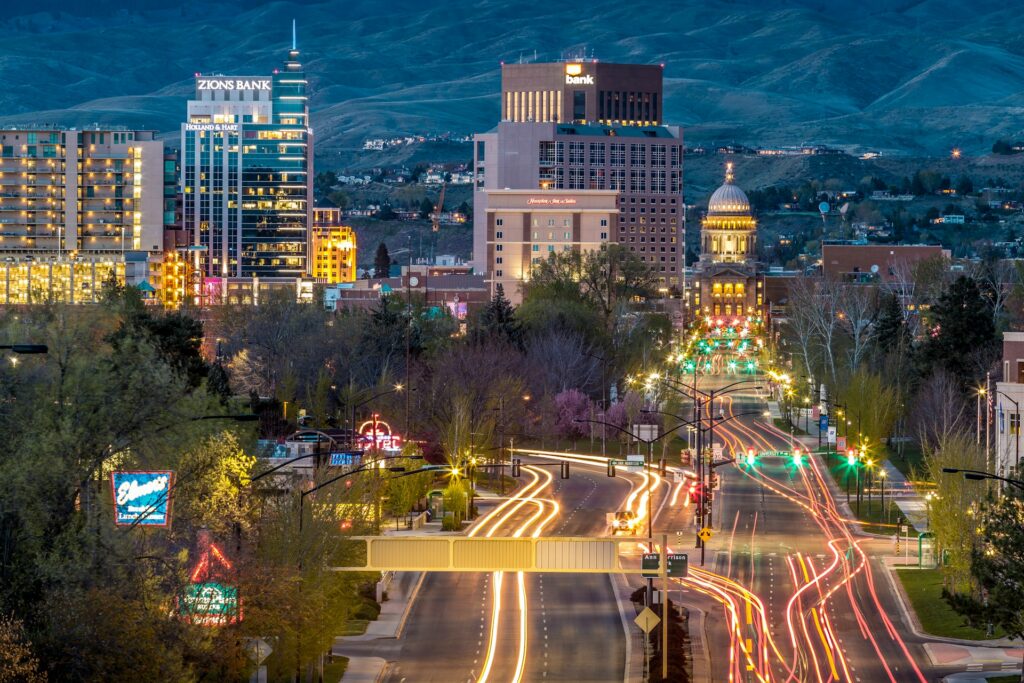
xmin=524 ymin=329 xmax=599 ymax=395
xmin=838 ymin=283 xmax=878 ymax=374
xmin=909 ymin=369 xmax=970 ymax=450
xmin=783 ymin=277 xmax=820 ymax=378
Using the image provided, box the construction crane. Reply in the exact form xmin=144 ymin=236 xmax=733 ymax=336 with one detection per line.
xmin=430 ymin=182 xmax=446 ymax=233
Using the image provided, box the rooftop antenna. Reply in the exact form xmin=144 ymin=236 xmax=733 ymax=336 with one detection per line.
xmin=291 ymin=19 xmax=296 ymax=50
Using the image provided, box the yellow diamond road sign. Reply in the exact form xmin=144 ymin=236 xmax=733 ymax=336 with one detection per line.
xmin=698 ymin=527 xmax=713 ymax=543
xmin=634 ymin=606 xmax=661 ymax=634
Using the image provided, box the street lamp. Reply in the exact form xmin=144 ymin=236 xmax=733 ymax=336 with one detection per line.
xmin=942 ymin=467 xmax=1024 ymax=492
xmin=350 ymin=384 xmax=404 ymax=448
xmin=0 ymin=344 xmax=48 ymax=354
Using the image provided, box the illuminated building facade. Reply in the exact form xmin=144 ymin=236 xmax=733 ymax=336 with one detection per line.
xmin=501 ymin=61 xmax=663 ymax=126
xmin=181 ymin=39 xmax=312 ymax=283
xmin=473 ymin=122 xmax=683 ymax=288
xmin=0 ymin=127 xmax=164 ymax=303
xmin=690 ymin=164 xmax=762 ymax=318
xmin=310 ymin=207 xmax=356 ymax=283
xmin=484 ymin=189 xmax=617 ymax=303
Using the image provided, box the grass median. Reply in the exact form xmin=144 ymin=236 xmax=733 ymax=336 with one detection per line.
xmin=896 ymin=568 xmax=1005 ymax=640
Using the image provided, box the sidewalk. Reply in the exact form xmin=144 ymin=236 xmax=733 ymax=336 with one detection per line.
xmin=332 ymin=570 xmax=424 ymax=682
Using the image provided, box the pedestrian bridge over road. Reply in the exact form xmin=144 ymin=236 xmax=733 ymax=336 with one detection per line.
xmin=330 ymin=536 xmax=678 ymax=574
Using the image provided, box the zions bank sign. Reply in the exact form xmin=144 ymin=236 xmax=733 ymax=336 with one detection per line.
xmin=565 ymin=63 xmax=594 ymax=85
xmin=196 ymin=77 xmax=272 ymax=93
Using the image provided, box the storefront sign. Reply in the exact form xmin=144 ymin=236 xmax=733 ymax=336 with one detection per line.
xmin=358 ymin=418 xmax=403 ymax=452
xmin=179 ymin=582 xmax=240 ymax=626
xmin=111 ymin=471 xmax=173 ymax=527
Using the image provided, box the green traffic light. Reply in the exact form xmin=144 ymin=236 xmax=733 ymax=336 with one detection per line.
xmin=847 ymin=454 xmax=857 ymax=466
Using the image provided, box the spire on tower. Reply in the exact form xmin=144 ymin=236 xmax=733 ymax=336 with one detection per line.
xmin=724 ymin=162 xmax=734 ymax=184
xmin=292 ymin=19 xmax=296 ymax=50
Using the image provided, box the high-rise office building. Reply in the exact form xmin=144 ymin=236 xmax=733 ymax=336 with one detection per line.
xmin=501 ymin=61 xmax=663 ymax=126
xmin=474 ymin=61 xmax=683 ymax=297
xmin=0 ymin=127 xmax=164 ymax=303
xmin=181 ymin=38 xmax=312 ymax=283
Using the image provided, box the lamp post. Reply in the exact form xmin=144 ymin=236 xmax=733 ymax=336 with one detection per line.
xmin=350 ymin=384 xmax=403 ymax=448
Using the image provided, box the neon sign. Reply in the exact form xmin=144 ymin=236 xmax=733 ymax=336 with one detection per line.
xmin=358 ymin=417 xmax=403 ymax=452
xmin=111 ymin=471 xmax=173 ymax=527
xmin=527 ymin=197 xmax=577 ymax=206
xmin=178 ymin=535 xmax=241 ymax=627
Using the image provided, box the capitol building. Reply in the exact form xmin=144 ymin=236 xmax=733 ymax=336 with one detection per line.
xmin=689 ymin=163 xmax=764 ymax=319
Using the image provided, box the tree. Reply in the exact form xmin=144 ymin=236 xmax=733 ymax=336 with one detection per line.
xmin=418 ymin=197 xmax=434 ymax=220
xmin=919 ymin=276 xmax=998 ymax=386
xmin=207 ymin=360 xmax=232 ymax=405
xmin=475 ymin=284 xmax=522 ymax=348
xmin=457 ymin=200 xmax=472 ymax=221
xmin=946 ymin=495 xmax=1024 ymax=660
xmin=553 ymin=389 xmax=592 ymax=446
xmin=0 ymin=614 xmax=45 ymax=683
xmin=844 ymin=369 xmax=900 ymax=450
xmin=838 ymin=283 xmax=877 ymax=374
xmin=956 ymin=176 xmax=974 ymax=196
xmin=313 ymin=170 xmax=338 ymax=200
xmin=374 ymin=242 xmax=391 ymax=279
xmin=922 ymin=432 xmax=987 ymax=590
xmin=874 ymin=291 xmax=910 ymax=356
xmin=992 ymin=139 xmax=1015 ymax=155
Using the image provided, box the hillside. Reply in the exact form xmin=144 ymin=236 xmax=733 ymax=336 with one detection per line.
xmin=0 ymin=1 xmax=1023 ymax=159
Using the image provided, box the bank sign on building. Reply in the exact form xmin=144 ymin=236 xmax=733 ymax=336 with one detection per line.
xmin=111 ymin=471 xmax=174 ymax=527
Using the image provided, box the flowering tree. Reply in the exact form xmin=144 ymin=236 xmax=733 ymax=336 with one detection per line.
xmin=554 ymin=389 xmax=592 ymax=445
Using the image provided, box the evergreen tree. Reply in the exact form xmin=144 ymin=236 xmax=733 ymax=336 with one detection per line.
xmin=919 ymin=276 xmax=996 ymax=385
xmin=374 ymin=242 xmax=391 ymax=279
xmin=476 ymin=284 xmax=522 ymax=347
xmin=874 ymin=291 xmax=909 ymax=355
xmin=207 ymin=361 xmax=232 ymax=405
xmin=418 ymin=197 xmax=435 ymax=219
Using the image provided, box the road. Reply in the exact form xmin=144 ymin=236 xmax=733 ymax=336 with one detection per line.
xmin=384 ymin=458 xmax=645 ymax=682
xmin=379 ymin=369 xmax=953 ymax=682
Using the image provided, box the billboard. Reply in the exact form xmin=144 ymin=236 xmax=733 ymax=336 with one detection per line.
xmin=111 ymin=471 xmax=174 ymax=527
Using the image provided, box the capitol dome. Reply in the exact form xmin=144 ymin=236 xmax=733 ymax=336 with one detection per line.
xmin=707 ymin=165 xmax=750 ymax=215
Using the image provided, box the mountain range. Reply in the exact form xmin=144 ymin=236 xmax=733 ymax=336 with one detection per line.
xmin=1 ymin=0 xmax=1024 ymax=163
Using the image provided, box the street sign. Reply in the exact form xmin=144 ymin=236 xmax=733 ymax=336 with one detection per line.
xmin=900 ymin=525 xmax=909 ymax=534
xmin=672 ymin=471 xmax=683 ymax=483
xmin=642 ymin=553 xmax=660 ymax=578
xmin=635 ymin=606 xmax=661 ymax=634
xmin=837 ymin=436 xmax=847 ymax=451
xmin=698 ymin=527 xmax=713 ymax=542
xmin=712 ymin=444 xmax=723 ymax=459
xmin=632 ymin=424 xmax=658 ymax=441
xmin=819 ymin=414 xmax=829 ymax=432
xmin=245 ymin=638 xmax=273 ymax=665
xmin=667 ymin=553 xmax=688 ymax=578
xmin=626 ymin=454 xmax=645 ymax=471
xmin=827 ymin=426 xmax=837 ymax=444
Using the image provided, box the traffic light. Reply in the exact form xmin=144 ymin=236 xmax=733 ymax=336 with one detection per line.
xmin=560 ymin=461 xmax=570 ymax=479
xmin=607 ymin=461 xmax=616 ymax=478
xmin=511 ymin=458 xmax=521 ymax=477
xmin=745 ymin=448 xmax=757 ymax=466
xmin=709 ymin=472 xmax=720 ymax=490
xmin=792 ymin=448 xmax=803 ymax=466
xmin=846 ymin=449 xmax=857 ymax=467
